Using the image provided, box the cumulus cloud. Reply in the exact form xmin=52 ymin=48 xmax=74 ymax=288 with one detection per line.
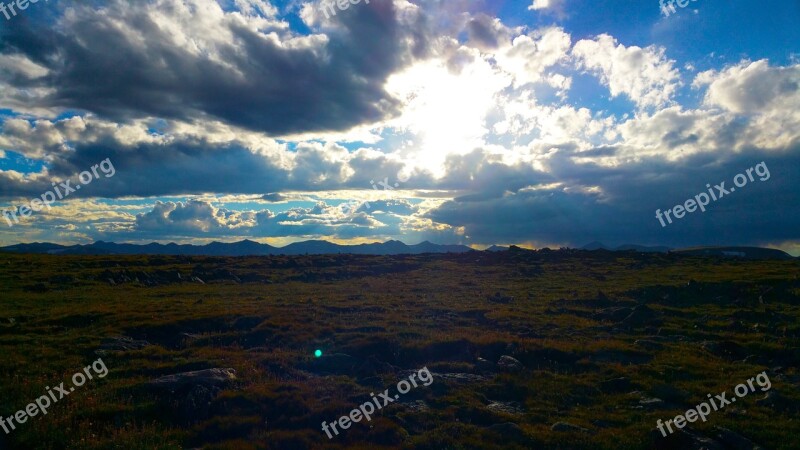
xmin=495 ymin=27 xmax=572 ymax=88
xmin=572 ymin=34 xmax=681 ymax=109
xmin=0 ymin=1 xmax=798 ymax=252
xmin=694 ymin=60 xmax=800 ymax=114
xmin=0 ymin=0 xmax=430 ymax=135
xmin=528 ymin=0 xmax=567 ymax=16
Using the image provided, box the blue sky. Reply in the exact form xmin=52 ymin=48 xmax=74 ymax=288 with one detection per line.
xmin=0 ymin=0 xmax=798 ymax=253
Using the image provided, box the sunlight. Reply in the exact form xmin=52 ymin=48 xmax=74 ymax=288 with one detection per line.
xmin=385 ymin=56 xmax=510 ymax=176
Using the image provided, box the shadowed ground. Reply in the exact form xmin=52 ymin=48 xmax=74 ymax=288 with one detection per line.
xmin=0 ymin=248 xmax=798 ymax=449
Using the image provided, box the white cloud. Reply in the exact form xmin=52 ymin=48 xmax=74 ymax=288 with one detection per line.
xmin=694 ymin=60 xmax=800 ymax=149
xmin=495 ymin=27 xmax=572 ymax=88
xmin=528 ymin=0 xmax=565 ymax=12
xmin=572 ymin=34 xmax=681 ymax=109
xmin=695 ymin=60 xmax=800 ymax=115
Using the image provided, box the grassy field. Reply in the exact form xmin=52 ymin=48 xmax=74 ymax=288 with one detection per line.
xmin=0 ymin=248 xmax=798 ymax=449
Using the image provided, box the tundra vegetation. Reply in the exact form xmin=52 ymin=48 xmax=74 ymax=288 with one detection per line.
xmin=0 ymin=248 xmax=798 ymax=449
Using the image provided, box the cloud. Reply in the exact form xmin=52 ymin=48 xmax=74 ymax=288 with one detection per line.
xmin=0 ymin=2 xmax=798 ymax=253
xmin=262 ymin=193 xmax=288 ymax=202
xmin=495 ymin=27 xmax=572 ymax=88
xmin=428 ymin=148 xmax=800 ymax=248
xmin=694 ymin=60 xmax=800 ymax=115
xmin=691 ymin=60 xmax=800 ymax=150
xmin=528 ymin=0 xmax=566 ymax=15
xmin=465 ymin=14 xmax=512 ymax=51
xmin=124 ymin=198 xmax=441 ymax=242
xmin=0 ymin=0 xmax=431 ymax=135
xmin=572 ymin=34 xmax=681 ymax=109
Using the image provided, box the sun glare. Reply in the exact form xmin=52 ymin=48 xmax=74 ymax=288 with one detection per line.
xmin=385 ymin=57 xmax=509 ymax=176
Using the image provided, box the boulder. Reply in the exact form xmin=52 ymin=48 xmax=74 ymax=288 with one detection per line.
xmin=650 ymin=428 xmax=725 ymax=450
xmin=96 ymin=336 xmax=150 ymax=355
xmin=149 ymin=368 xmax=237 ymax=391
xmin=497 ymin=355 xmax=524 ymax=373
xmin=638 ymin=397 xmax=666 ymax=410
xmin=148 ymin=368 xmax=237 ymax=424
xmin=600 ymin=377 xmax=632 ymax=393
xmin=475 ymin=357 xmax=496 ymax=373
xmin=434 ymin=372 xmax=487 ymax=383
xmin=755 ymin=391 xmax=792 ymax=412
xmin=487 ymin=401 xmax=524 ymax=416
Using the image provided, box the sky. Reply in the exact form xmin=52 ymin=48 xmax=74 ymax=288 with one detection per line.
xmin=0 ymin=0 xmax=798 ymax=253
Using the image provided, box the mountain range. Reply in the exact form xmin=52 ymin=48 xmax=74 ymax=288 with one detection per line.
xmin=580 ymin=242 xmax=794 ymax=260
xmin=0 ymin=240 xmax=475 ymax=256
xmin=0 ymin=240 xmax=794 ymax=259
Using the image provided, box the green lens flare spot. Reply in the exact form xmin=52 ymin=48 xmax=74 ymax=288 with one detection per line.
xmin=314 ymin=349 xmax=323 ymax=358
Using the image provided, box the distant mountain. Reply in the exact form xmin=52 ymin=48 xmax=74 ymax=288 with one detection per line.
xmin=581 ymin=241 xmax=611 ymax=251
xmin=580 ymin=242 xmax=670 ymax=253
xmin=0 ymin=240 xmax=474 ymax=256
xmin=615 ymin=244 xmax=672 ymax=253
xmin=485 ymin=245 xmax=509 ymax=252
xmin=4 ymin=241 xmax=791 ymax=259
xmin=671 ymin=246 xmax=795 ymax=260
xmin=0 ymin=242 xmax=69 ymax=254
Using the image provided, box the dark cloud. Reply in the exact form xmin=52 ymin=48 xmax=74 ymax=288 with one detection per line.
xmin=262 ymin=193 xmax=288 ymax=202
xmin=428 ymin=147 xmax=800 ymax=248
xmin=465 ymin=13 xmax=509 ymax=50
xmin=0 ymin=0 xmax=430 ymax=135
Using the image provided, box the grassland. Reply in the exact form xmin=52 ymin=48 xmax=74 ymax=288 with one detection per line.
xmin=0 ymin=248 xmax=798 ymax=449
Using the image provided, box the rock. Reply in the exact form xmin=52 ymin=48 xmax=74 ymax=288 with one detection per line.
xmin=403 ymin=400 xmax=429 ymax=412
xmin=147 ymin=368 xmax=237 ymax=424
xmin=486 ymin=401 xmax=524 ymax=416
xmin=149 ymin=368 xmax=237 ymax=391
xmin=651 ymin=384 xmax=691 ymax=404
xmin=700 ymin=340 xmax=748 ymax=361
xmin=593 ymin=307 xmax=633 ymax=322
xmin=434 ymin=373 xmax=487 ymax=383
xmin=488 ymin=422 xmax=529 ymax=441
xmin=96 ymin=336 xmax=150 ymax=355
xmin=356 ymin=356 xmax=397 ymax=378
xmin=650 ymin=428 xmax=725 ymax=450
xmin=551 ymin=422 xmax=589 ymax=433
xmin=714 ymin=427 xmax=763 ymax=450
xmin=638 ymin=397 xmax=666 ymax=410
xmin=755 ymin=391 xmax=792 ymax=412
xmin=600 ymin=377 xmax=632 ymax=393
xmin=497 ymin=355 xmax=524 ymax=373
xmin=475 ymin=357 xmax=495 ymax=373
